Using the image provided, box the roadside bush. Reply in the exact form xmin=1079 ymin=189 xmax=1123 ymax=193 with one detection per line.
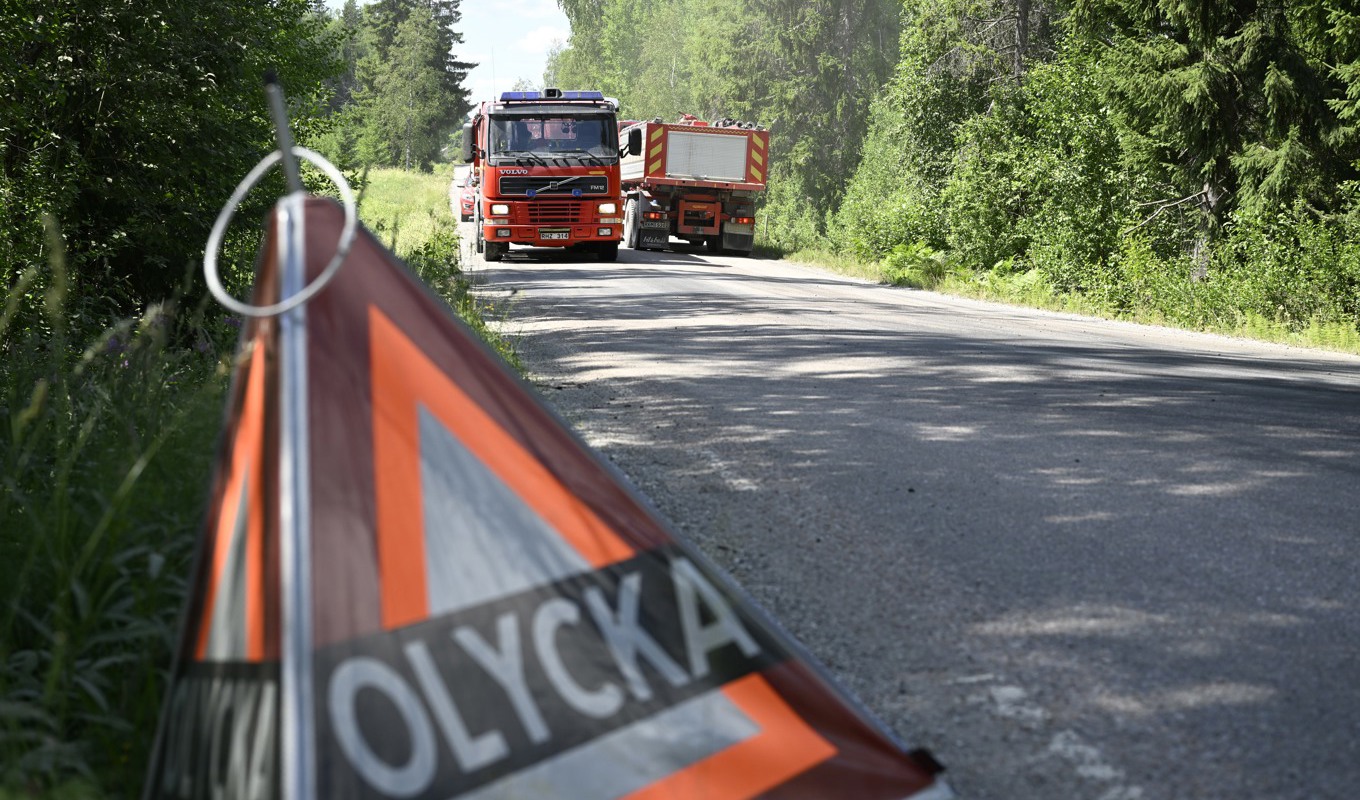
xmin=942 ymin=55 xmax=1140 ymax=292
xmin=760 ymin=165 xmax=828 ymax=253
xmin=1208 ymin=206 xmax=1360 ymax=330
xmin=941 ymin=93 xmax=1032 ymax=271
xmin=832 ymin=92 xmax=952 ymax=259
xmin=882 ymin=241 xmax=953 ymax=287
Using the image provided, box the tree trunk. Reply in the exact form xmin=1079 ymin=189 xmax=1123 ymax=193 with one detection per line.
xmin=1191 ymin=180 xmax=1225 ymax=282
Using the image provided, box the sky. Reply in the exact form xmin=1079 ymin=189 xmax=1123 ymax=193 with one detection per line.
xmin=326 ymin=0 xmax=572 ymax=107
xmin=456 ymin=0 xmax=571 ymax=103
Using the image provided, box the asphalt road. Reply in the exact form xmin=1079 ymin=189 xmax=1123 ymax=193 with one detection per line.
xmin=457 ymin=227 xmax=1360 ymax=800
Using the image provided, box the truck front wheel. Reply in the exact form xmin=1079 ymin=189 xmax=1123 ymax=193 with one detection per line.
xmin=596 ymin=242 xmax=619 ymax=262
xmin=484 ymin=241 xmax=507 ymax=262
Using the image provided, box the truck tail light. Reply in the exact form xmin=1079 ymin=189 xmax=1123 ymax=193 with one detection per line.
xmin=643 ymin=211 xmax=665 ymax=221
xmin=731 ymin=216 xmax=755 ymax=225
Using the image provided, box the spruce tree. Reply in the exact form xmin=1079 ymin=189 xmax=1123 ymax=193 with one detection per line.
xmin=1075 ymin=0 xmax=1358 ymax=267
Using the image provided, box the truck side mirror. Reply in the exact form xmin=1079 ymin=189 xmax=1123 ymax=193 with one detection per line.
xmin=627 ymin=127 xmax=643 ymax=157
xmin=460 ymin=122 xmax=474 ymax=163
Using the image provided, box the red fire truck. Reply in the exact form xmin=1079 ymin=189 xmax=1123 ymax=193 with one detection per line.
xmin=618 ymin=116 xmax=770 ymax=256
xmin=461 ymin=89 xmax=639 ymax=262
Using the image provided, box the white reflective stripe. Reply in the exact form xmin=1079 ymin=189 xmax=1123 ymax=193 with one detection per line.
xmin=459 ymin=687 xmax=756 ymax=800
xmin=204 ymin=477 xmax=251 ymax=660
xmin=902 ymin=779 xmax=956 ymax=800
xmin=417 ymin=407 xmax=591 ymax=615
xmin=665 ymin=131 xmax=747 ymax=181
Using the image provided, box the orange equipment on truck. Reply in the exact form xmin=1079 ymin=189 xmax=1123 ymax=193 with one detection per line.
xmin=461 ymin=89 xmax=640 ymax=262
xmin=618 ymin=116 xmax=770 ymax=256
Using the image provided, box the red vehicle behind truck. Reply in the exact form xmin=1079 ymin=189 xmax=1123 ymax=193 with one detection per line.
xmin=618 ymin=115 xmax=770 ymax=256
xmin=461 ymin=89 xmax=638 ymax=262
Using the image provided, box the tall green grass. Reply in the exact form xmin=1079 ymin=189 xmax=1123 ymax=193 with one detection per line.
xmin=1 ymin=219 xmax=228 ymax=796
xmin=359 ymin=165 xmax=457 ymax=256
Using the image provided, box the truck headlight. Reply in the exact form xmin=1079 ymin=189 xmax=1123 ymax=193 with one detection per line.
xmin=598 ymin=202 xmax=617 ymax=215
xmin=490 ymin=203 xmax=510 ymax=216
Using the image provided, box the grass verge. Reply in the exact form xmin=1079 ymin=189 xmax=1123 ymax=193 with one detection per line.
xmin=780 ymin=246 xmax=1360 ymax=355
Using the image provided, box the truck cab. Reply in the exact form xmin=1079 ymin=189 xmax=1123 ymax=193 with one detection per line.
xmin=462 ymin=90 xmax=638 ymax=262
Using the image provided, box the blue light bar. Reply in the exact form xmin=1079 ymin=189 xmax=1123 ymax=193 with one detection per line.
xmin=498 ymin=89 xmax=606 ymax=102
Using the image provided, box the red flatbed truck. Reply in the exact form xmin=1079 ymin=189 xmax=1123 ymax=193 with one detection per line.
xmin=461 ymin=89 xmax=639 ymax=261
xmin=618 ymin=116 xmax=770 ymax=255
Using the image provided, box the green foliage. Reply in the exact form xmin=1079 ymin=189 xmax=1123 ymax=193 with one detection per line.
xmin=831 ymin=94 xmax=949 ymax=259
xmin=1075 ymin=0 xmax=1360 ymax=234
xmin=835 ymin=0 xmax=1049 ymax=260
xmin=828 ymin=0 xmax=1360 ymax=345
xmin=356 ymin=5 xmax=450 ymax=169
xmin=1330 ymin=6 xmax=1360 ymax=148
xmin=941 ymin=52 xmax=1139 ymax=304
xmin=0 ymin=0 xmax=342 ymax=325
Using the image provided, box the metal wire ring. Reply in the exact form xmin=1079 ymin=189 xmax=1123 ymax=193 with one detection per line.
xmin=203 ymin=146 xmax=357 ymax=317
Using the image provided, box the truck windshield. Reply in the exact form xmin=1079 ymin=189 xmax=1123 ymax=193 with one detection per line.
xmin=489 ymin=116 xmax=617 ymax=161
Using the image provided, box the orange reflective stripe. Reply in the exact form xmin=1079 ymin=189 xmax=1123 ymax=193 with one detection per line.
xmin=196 ymin=345 xmax=268 ymax=660
xmin=370 ymin=312 xmax=434 ymax=630
xmin=622 ymin=674 xmax=836 ymax=800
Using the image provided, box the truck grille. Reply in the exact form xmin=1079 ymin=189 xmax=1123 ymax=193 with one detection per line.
xmin=528 ymin=201 xmax=582 ymax=225
xmin=499 ymin=176 xmax=610 ymax=196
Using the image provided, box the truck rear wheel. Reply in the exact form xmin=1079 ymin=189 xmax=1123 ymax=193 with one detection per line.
xmin=624 ymin=199 xmax=641 ymax=249
xmin=705 ymin=235 xmax=723 ymax=254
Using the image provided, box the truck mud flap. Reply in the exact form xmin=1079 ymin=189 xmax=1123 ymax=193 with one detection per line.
xmin=639 ymin=229 xmax=670 ymax=250
xmin=722 ymin=231 xmax=754 ymax=254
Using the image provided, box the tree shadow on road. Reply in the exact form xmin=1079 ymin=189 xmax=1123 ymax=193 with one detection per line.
xmin=487 ymin=263 xmax=1360 ymax=799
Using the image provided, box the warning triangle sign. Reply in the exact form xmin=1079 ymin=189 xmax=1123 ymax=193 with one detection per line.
xmin=144 ymin=198 xmax=951 ymax=799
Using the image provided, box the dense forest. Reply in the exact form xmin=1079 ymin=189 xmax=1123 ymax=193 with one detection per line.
xmin=552 ymin=0 xmax=1360 ymax=336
